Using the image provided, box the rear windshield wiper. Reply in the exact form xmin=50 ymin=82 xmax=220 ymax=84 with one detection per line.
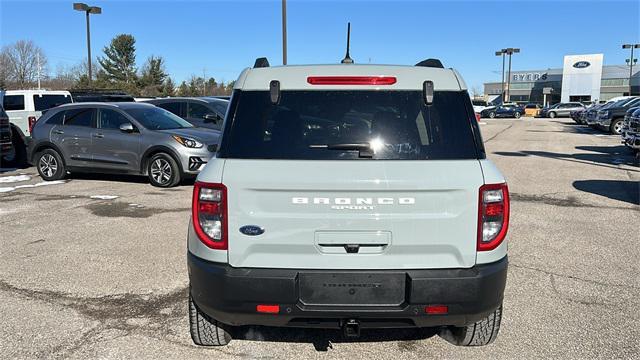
xmin=309 ymin=143 xmax=374 ymax=158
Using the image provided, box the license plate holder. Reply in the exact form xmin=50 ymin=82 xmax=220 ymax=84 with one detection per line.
xmin=298 ymin=272 xmax=405 ymax=306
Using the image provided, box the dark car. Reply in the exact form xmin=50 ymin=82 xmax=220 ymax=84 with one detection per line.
xmin=145 ymin=97 xmax=229 ymax=131
xmin=480 ymin=104 xmax=524 ymax=119
xmin=596 ymin=97 xmax=640 ymax=134
xmin=0 ymin=105 xmax=13 ymax=166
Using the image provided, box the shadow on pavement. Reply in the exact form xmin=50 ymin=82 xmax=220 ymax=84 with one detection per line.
xmin=492 ymin=146 xmax=639 ymax=170
xmin=67 ymin=172 xmax=196 ymax=187
xmin=232 ymin=326 xmax=437 ymax=351
xmin=573 ymin=180 xmax=640 ymax=205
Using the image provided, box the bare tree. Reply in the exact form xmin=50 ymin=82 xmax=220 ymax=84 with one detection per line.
xmin=1 ymin=40 xmax=48 ymax=89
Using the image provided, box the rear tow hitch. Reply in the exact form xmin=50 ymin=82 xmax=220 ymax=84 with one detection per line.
xmin=343 ymin=319 xmax=361 ymax=338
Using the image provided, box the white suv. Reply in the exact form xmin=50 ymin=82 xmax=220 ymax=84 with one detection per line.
xmin=187 ymin=59 xmax=509 ymax=347
xmin=2 ymin=90 xmax=73 ymax=165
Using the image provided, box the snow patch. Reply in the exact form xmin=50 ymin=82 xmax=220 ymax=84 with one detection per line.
xmin=0 ymin=175 xmax=31 ymax=183
xmin=0 ymin=187 xmax=14 ymax=193
xmin=90 ymin=195 xmax=119 ymax=200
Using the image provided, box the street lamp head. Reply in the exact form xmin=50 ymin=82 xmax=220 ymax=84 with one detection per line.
xmin=73 ymin=3 xmax=101 ymax=14
xmin=495 ymin=51 xmax=503 ymax=56
xmin=73 ymin=2 xmax=89 ymax=11
xmin=513 ymin=48 xmax=521 ymax=53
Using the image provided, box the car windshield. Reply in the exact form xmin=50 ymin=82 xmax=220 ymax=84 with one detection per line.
xmin=124 ymin=107 xmax=193 ymax=130
xmin=219 ymin=90 xmax=482 ymax=160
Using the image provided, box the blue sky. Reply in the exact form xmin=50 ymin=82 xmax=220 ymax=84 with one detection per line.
xmin=1 ymin=0 xmax=639 ymax=91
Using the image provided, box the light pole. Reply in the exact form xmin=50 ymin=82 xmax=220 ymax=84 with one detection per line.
xmin=622 ymin=44 xmax=639 ymax=95
xmin=73 ymin=3 xmax=102 ymax=86
xmin=495 ymin=49 xmax=506 ymax=103
xmin=282 ymin=0 xmax=287 ymax=65
xmin=504 ymin=47 xmax=520 ymax=103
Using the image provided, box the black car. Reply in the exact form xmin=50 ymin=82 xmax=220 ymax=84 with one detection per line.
xmin=145 ymin=97 xmax=229 ymax=130
xmin=0 ymin=105 xmax=13 ymax=166
xmin=596 ymin=97 xmax=640 ymax=134
xmin=480 ymin=104 xmax=524 ymax=119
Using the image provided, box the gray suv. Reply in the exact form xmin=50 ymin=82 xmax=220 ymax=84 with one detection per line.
xmin=28 ymin=102 xmax=219 ymax=187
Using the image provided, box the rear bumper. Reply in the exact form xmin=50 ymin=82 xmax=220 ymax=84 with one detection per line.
xmin=188 ymin=252 xmax=508 ymax=329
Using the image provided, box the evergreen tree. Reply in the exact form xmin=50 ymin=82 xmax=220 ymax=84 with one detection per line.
xmin=98 ymin=34 xmax=137 ymax=85
xmin=177 ymin=81 xmax=190 ymax=96
xmin=161 ymin=77 xmax=175 ymax=97
xmin=140 ymin=56 xmax=167 ymax=88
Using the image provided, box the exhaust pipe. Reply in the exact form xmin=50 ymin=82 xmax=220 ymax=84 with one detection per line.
xmin=343 ymin=319 xmax=360 ymax=338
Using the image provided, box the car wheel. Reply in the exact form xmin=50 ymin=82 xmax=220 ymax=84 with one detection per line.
xmin=439 ymin=305 xmax=502 ymax=346
xmin=610 ymin=119 xmax=624 ymax=135
xmin=36 ymin=149 xmax=66 ymax=181
xmin=489 ymin=112 xmax=496 ymax=119
xmin=514 ymin=112 xmax=521 ymax=119
xmin=189 ymin=293 xmax=232 ymax=346
xmin=148 ymin=153 xmax=181 ymax=187
xmin=548 ymin=111 xmax=556 ymax=118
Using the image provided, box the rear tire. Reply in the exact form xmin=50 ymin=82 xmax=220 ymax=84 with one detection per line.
xmin=610 ymin=118 xmax=623 ymax=135
xmin=439 ymin=305 xmax=503 ymax=346
xmin=1 ymin=129 xmax=27 ymax=168
xmin=147 ymin=153 xmax=181 ymax=187
xmin=189 ymin=293 xmax=232 ymax=346
xmin=35 ymin=149 xmax=66 ymax=181
xmin=514 ymin=112 xmax=521 ymax=119
xmin=489 ymin=112 xmax=496 ymax=119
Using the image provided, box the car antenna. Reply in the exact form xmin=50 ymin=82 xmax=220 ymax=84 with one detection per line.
xmin=341 ymin=22 xmax=354 ymax=64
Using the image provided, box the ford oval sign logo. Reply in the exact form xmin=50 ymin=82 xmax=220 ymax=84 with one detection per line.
xmin=239 ymin=225 xmax=264 ymax=236
xmin=573 ymin=61 xmax=590 ymax=69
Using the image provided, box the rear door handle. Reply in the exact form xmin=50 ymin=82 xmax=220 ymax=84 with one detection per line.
xmin=93 ymin=133 xmax=104 ymax=138
xmin=53 ymin=130 xmax=64 ymax=134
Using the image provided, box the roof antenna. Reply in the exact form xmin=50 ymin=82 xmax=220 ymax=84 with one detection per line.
xmin=341 ymin=22 xmax=354 ymax=64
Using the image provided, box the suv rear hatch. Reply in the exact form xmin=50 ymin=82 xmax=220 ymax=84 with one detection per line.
xmin=218 ymin=89 xmax=486 ymax=270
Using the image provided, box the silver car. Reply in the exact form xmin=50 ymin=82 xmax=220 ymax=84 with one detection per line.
xmin=28 ymin=102 xmax=220 ymax=187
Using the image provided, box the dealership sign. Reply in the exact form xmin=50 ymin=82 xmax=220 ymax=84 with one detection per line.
xmin=573 ymin=61 xmax=591 ymax=69
xmin=512 ymin=72 xmax=548 ymax=82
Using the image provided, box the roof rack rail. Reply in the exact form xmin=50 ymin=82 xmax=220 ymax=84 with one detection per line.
xmin=254 ymin=57 xmax=270 ymax=68
xmin=415 ymin=59 xmax=444 ymax=69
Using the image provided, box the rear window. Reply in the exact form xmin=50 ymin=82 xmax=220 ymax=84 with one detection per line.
xmin=219 ymin=90 xmax=482 ymax=160
xmin=33 ymin=95 xmax=72 ymax=111
xmin=3 ymin=95 xmax=25 ymax=111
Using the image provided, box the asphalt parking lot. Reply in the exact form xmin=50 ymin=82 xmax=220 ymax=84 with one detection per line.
xmin=0 ymin=118 xmax=638 ymax=359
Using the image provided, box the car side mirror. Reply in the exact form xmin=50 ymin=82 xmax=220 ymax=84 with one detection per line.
xmin=119 ymin=122 xmax=135 ymax=133
xmin=203 ymin=113 xmax=221 ymax=123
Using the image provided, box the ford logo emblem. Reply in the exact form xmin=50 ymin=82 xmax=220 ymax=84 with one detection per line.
xmin=239 ymin=225 xmax=264 ymax=236
xmin=573 ymin=61 xmax=590 ymax=69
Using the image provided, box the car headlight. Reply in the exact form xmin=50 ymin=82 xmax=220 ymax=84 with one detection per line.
xmin=172 ymin=135 xmax=203 ymax=148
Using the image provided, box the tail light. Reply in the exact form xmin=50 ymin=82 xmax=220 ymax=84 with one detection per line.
xmin=192 ymin=182 xmax=228 ymax=250
xmin=28 ymin=116 xmax=37 ymax=134
xmin=478 ymin=183 xmax=509 ymax=251
xmin=475 ymin=113 xmax=481 ymax=122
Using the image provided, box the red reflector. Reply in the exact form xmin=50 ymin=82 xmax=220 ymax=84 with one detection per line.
xmin=307 ymin=76 xmax=397 ymax=85
xmin=485 ymin=203 xmax=504 ymax=216
xmin=425 ymin=305 xmax=448 ymax=315
xmin=28 ymin=116 xmax=37 ymax=133
xmin=199 ymin=202 xmax=220 ymax=214
xmin=256 ymin=304 xmax=280 ymax=314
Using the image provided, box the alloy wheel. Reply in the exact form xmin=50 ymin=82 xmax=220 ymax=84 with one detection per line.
xmin=150 ymin=158 xmax=172 ymax=185
xmin=613 ymin=121 xmax=623 ymax=135
xmin=39 ymin=154 xmax=58 ymax=178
